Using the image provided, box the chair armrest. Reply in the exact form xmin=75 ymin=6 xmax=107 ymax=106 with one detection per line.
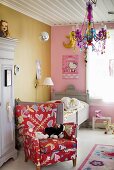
xmin=63 ymin=122 xmax=77 ymax=141
xmin=23 ymin=130 xmax=41 ymax=166
xmin=23 ymin=128 xmax=39 ymax=149
xmin=23 ymin=128 xmax=35 ymax=138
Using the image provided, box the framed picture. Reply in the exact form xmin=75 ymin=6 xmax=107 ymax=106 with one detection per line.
xmin=62 ymin=55 xmax=79 ymax=79
xmin=5 ymin=69 xmax=12 ymax=86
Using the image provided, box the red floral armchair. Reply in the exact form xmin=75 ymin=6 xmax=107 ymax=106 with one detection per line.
xmin=15 ymin=102 xmax=77 ymax=170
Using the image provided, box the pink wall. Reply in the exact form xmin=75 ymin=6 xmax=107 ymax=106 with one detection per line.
xmin=51 ymin=24 xmax=114 ymax=123
xmin=51 ymin=26 xmax=86 ymax=92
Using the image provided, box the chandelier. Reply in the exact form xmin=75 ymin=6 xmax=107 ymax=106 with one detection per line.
xmin=65 ymin=0 xmax=108 ymax=54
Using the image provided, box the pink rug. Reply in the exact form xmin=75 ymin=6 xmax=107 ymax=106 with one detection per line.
xmin=78 ymin=144 xmax=114 ymax=170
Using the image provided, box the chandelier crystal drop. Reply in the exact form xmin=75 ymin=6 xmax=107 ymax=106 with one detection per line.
xmin=70 ymin=0 xmax=108 ymax=54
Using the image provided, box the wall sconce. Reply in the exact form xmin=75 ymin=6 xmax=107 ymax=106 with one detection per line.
xmin=43 ymin=77 xmax=54 ymax=86
xmin=35 ymin=77 xmax=54 ymax=88
xmin=39 ymin=32 xmax=49 ymax=41
xmin=35 ymin=79 xmax=39 ymax=88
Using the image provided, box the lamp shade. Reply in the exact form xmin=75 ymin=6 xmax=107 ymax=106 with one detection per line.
xmin=43 ymin=77 xmax=54 ymax=86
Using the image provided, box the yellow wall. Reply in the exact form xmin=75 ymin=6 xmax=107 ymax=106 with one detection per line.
xmin=0 ymin=4 xmax=51 ymax=102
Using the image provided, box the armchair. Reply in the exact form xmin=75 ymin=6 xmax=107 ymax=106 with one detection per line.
xmin=15 ymin=102 xmax=77 ymax=170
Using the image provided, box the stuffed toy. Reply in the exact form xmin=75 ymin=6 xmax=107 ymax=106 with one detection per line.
xmin=61 ymin=97 xmax=80 ymax=111
xmin=45 ymin=124 xmax=65 ymax=139
xmin=104 ymin=120 xmax=114 ymax=135
xmin=0 ymin=20 xmax=10 ymax=38
xmin=95 ymin=110 xmax=102 ymax=118
xmin=35 ymin=132 xmax=49 ymax=140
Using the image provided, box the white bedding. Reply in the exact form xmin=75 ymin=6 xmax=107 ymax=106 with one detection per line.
xmin=61 ymin=97 xmax=81 ymax=111
xmin=48 ymin=98 xmax=89 ymax=126
xmin=63 ymin=100 xmax=88 ymax=115
xmin=61 ymin=97 xmax=89 ymax=126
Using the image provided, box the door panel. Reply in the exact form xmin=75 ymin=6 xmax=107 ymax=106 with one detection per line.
xmin=1 ymin=64 xmax=14 ymax=155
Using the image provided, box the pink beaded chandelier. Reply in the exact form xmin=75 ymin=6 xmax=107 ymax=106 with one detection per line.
xmin=71 ymin=0 xmax=108 ymax=53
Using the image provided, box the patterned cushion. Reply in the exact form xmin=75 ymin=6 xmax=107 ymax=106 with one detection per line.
xmin=40 ymin=149 xmax=77 ymax=166
xmin=63 ymin=122 xmax=76 ymax=139
xmin=39 ymin=138 xmax=77 ymax=153
xmin=15 ymin=103 xmax=57 ymax=135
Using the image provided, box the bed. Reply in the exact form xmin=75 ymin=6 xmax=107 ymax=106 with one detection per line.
xmin=51 ymin=85 xmax=89 ymax=127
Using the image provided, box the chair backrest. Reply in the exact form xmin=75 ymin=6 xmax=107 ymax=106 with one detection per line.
xmin=15 ymin=103 xmax=58 ymax=134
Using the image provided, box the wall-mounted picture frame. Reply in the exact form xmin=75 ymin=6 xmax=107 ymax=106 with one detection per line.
xmin=5 ymin=69 xmax=12 ymax=86
xmin=62 ymin=55 xmax=79 ymax=79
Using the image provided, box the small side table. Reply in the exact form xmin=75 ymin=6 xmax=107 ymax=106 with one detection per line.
xmin=92 ymin=116 xmax=111 ymax=130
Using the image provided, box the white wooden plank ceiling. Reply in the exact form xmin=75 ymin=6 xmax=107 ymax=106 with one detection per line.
xmin=0 ymin=0 xmax=114 ymax=26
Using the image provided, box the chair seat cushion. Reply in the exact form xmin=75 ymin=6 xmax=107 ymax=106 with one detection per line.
xmin=39 ymin=138 xmax=77 ymax=153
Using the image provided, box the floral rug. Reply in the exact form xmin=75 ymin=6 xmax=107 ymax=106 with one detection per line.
xmin=78 ymin=144 xmax=114 ymax=170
